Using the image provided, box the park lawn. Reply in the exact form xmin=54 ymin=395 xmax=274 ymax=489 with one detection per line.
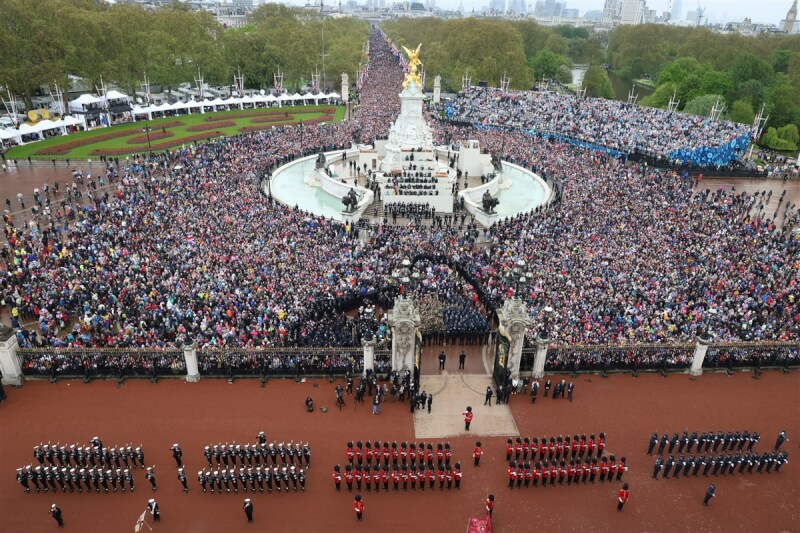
xmin=6 ymin=105 xmax=344 ymax=160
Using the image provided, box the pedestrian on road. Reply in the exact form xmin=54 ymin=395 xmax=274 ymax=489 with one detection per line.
xmin=459 ymin=351 xmax=466 ymax=370
xmin=354 ymin=494 xmax=364 ymax=521
xmin=427 ymin=394 xmax=432 ymax=414
xmin=484 ymin=387 xmax=493 ymax=406
xmin=243 ymin=498 xmax=253 ymax=523
xmin=617 ymin=483 xmax=630 ymax=512
xmin=463 ymin=407 xmax=473 ymax=431
xmin=439 ymin=351 xmax=446 ymax=371
xmin=704 ymin=483 xmax=716 ymax=506
xmin=50 ymin=504 xmax=64 ymax=528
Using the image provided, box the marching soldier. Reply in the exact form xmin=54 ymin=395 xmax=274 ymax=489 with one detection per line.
xmin=50 ymin=504 xmax=64 ymax=528
xmin=16 ymin=468 xmax=30 ymax=493
xmin=333 ymin=465 xmax=342 ymax=492
xmin=147 ymin=499 xmax=160 ymax=522
xmin=108 ymin=469 xmax=118 ymax=493
xmin=125 ymin=468 xmax=135 ymax=492
xmin=298 ymin=468 xmax=307 ymax=492
xmin=198 ymin=470 xmax=208 ymax=493
xmin=204 ymin=447 xmax=214 ymax=468
xmin=243 ymin=498 xmax=253 ymax=523
xmin=30 ymin=466 xmax=42 ymax=493
xmin=146 ymin=467 xmax=157 ymax=492
xmin=473 ymin=442 xmax=483 ymax=467
xmin=263 ymin=467 xmax=273 ymax=494
xmin=178 ymin=468 xmax=188 ymax=493
xmin=345 ymin=464 xmax=354 ymax=492
xmin=90 ymin=468 xmax=100 ymax=493
xmin=170 ymin=444 xmax=183 ymax=468
xmin=303 ymin=443 xmax=312 ymax=468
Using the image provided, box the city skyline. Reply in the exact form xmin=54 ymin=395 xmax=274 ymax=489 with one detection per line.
xmin=285 ymin=0 xmax=795 ymax=24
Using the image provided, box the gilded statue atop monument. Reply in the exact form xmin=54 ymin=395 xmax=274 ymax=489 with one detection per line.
xmin=402 ymin=43 xmax=423 ymax=89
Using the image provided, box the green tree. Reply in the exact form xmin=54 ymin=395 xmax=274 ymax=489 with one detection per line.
xmin=530 ymin=49 xmax=571 ymax=81
xmin=729 ymin=100 xmax=755 ymax=125
xmin=730 ymin=52 xmax=773 ymax=86
xmin=640 ymin=81 xmax=678 ymax=108
xmin=766 ymin=74 xmax=800 ymax=129
xmin=683 ymin=94 xmax=726 ymax=118
xmin=582 ymin=66 xmax=614 ymax=99
xmin=773 ymin=50 xmax=793 ymax=74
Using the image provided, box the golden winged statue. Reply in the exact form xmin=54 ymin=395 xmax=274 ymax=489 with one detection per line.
xmin=402 ymin=43 xmax=423 ymax=89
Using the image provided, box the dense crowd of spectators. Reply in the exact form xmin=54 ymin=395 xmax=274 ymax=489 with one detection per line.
xmin=4 ymin=27 xmax=799 ymax=380
xmin=440 ymin=87 xmax=751 ymax=161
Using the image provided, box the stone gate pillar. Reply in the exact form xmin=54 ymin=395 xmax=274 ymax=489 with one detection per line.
xmin=0 ymin=327 xmax=23 ymax=386
xmin=533 ymin=337 xmax=548 ymax=379
xmin=388 ymin=297 xmax=421 ymax=373
xmin=341 ymin=73 xmax=349 ymax=104
xmin=184 ymin=342 xmax=200 ymax=382
xmin=362 ymin=336 xmax=376 ymax=377
xmin=691 ymin=335 xmax=710 ymax=376
xmin=433 ymin=75 xmax=442 ymax=104
xmin=496 ymin=298 xmax=531 ymax=380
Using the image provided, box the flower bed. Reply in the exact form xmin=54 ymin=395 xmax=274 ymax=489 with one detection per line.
xmin=127 ymin=131 xmax=175 ymax=145
xmin=89 ymin=131 xmax=227 ymax=156
xmin=203 ymin=107 xmax=335 ymax=122
xmin=186 ymin=121 xmax=236 ymax=132
xmin=34 ymin=121 xmax=183 ymax=156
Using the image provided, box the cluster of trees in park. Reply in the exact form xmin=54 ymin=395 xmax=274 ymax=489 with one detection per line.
xmin=0 ymin=0 xmax=367 ymax=106
xmin=382 ymin=18 xmax=602 ymax=91
xmin=610 ymin=25 xmax=800 ymax=150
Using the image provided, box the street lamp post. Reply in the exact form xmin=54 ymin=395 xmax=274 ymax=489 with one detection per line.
xmin=142 ymin=123 xmax=152 ymax=153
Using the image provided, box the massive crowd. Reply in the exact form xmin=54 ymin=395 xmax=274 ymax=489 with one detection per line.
xmin=2 ymin=27 xmax=798 ymax=375
xmin=441 ymin=86 xmax=751 ymax=161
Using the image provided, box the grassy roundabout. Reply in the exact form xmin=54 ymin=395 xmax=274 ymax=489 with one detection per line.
xmin=6 ymin=105 xmax=345 ymax=160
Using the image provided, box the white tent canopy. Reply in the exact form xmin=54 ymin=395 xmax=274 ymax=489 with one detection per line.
xmin=69 ymin=93 xmax=104 ymax=112
xmin=105 ymin=90 xmax=130 ymax=101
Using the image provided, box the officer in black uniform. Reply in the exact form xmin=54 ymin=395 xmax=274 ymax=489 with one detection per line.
xmin=146 ymin=467 xmax=157 ymax=492
xmin=147 ymin=499 xmax=160 ymax=522
xmin=16 ymin=468 xmax=30 ymax=492
xmin=50 ymin=504 xmax=64 ymax=527
xmin=647 ymin=433 xmax=658 ymax=455
xmin=658 ymin=433 xmax=668 ymax=455
xmin=178 ymin=467 xmax=188 ymax=493
xmin=243 ymin=498 xmax=253 ymax=523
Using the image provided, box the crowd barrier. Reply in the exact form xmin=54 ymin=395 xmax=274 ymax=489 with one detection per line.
xmin=13 ymin=341 xmax=798 ymax=381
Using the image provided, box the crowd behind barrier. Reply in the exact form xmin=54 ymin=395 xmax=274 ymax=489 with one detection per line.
xmin=2 ymin=28 xmax=799 ymax=381
xmin=441 ymin=87 xmax=752 ymax=166
xmin=18 ymin=348 xmax=185 ymax=380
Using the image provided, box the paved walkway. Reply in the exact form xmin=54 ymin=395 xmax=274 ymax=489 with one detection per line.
xmin=413 ymin=372 xmax=519 ymax=439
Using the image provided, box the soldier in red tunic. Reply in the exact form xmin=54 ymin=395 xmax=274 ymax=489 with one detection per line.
xmin=332 ymin=465 xmax=342 ymax=492
xmin=617 ymin=483 xmax=630 ymax=511
xmin=454 ymin=462 xmax=463 ymax=489
xmin=463 ymin=407 xmax=474 ymax=431
xmin=485 ymin=494 xmax=495 ymax=517
xmin=354 ymin=494 xmax=364 ymax=521
xmin=344 ymin=464 xmax=354 ymax=492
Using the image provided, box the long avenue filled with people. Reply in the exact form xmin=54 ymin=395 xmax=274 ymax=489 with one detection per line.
xmin=2 ymin=27 xmax=798 ymax=379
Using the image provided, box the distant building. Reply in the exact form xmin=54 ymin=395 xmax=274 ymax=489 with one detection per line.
xmin=602 ymin=0 xmax=622 ymax=23
xmin=534 ymin=0 xmax=564 ymax=17
xmin=784 ymin=0 xmax=798 ymax=32
xmin=670 ymin=0 xmax=681 ymax=21
xmin=508 ymin=0 xmax=527 ymax=14
xmin=561 ymin=7 xmax=578 ymax=17
xmin=620 ymin=0 xmax=643 ymax=24
xmin=489 ymin=0 xmax=506 ymax=13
